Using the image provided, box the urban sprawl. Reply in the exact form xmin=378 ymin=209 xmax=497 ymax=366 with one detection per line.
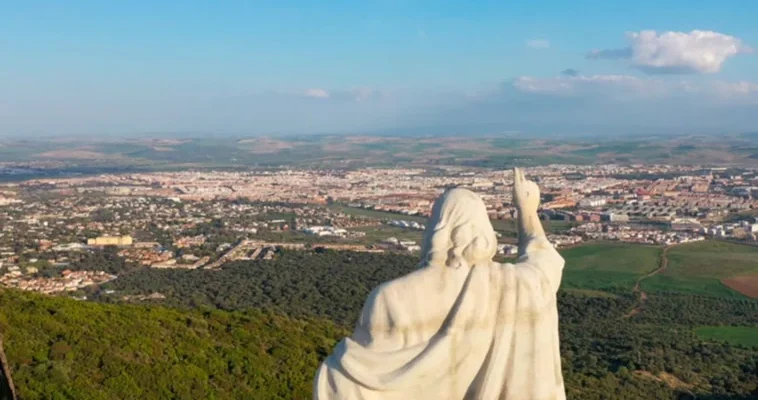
xmin=1 ymin=164 xmax=757 ymax=297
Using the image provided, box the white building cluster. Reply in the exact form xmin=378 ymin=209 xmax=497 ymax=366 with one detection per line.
xmin=303 ymin=226 xmax=348 ymax=237
xmin=0 ymin=267 xmax=116 ymax=294
xmin=388 ymin=220 xmax=425 ymax=230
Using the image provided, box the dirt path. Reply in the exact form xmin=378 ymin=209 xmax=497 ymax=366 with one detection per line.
xmin=623 ymin=245 xmax=671 ymax=319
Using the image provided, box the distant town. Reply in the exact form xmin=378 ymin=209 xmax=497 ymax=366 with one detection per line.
xmin=1 ymin=164 xmax=757 ymax=296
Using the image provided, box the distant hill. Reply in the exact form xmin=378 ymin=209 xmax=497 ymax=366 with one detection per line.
xmin=3 ymin=134 xmax=758 ymax=176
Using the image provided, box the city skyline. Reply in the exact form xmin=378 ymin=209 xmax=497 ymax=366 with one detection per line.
xmin=2 ymin=1 xmax=758 ymax=136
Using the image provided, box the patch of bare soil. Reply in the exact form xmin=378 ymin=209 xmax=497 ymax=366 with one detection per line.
xmin=546 ymin=144 xmax=587 ymax=153
xmin=241 ymin=139 xmax=297 ymax=154
xmin=722 ymin=275 xmax=758 ymax=298
xmin=322 ymin=143 xmax=353 ymax=152
xmin=344 ymin=136 xmax=393 ymax=144
xmin=36 ymin=150 xmax=109 ymax=160
xmin=633 ymin=371 xmax=693 ymax=391
xmin=660 ymin=372 xmax=694 ymax=391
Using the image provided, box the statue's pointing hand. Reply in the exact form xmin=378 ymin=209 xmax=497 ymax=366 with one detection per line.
xmin=513 ymin=168 xmax=540 ymax=213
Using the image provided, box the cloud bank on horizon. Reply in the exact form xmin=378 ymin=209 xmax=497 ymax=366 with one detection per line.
xmin=298 ymin=30 xmax=757 ymax=135
xmin=1 ymin=0 xmax=757 ymax=138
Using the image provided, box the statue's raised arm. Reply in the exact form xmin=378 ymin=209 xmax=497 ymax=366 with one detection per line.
xmin=513 ymin=167 xmax=564 ymax=293
xmin=513 ymin=167 xmax=545 ymax=251
xmin=314 ymin=170 xmax=566 ymax=400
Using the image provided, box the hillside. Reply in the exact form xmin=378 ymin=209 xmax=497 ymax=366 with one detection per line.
xmin=2 ymin=243 xmax=758 ymax=399
xmin=2 ymin=289 xmax=758 ymax=398
xmin=3 ymin=135 xmax=758 ymax=179
xmin=0 ymin=289 xmax=346 ymax=400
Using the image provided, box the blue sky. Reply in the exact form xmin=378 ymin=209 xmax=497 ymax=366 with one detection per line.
xmin=1 ymin=0 xmax=757 ymax=137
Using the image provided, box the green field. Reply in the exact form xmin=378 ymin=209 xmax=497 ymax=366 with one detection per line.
xmin=559 ymin=243 xmax=662 ymax=291
xmin=491 ymin=219 xmax=575 ymax=237
xmin=349 ymin=226 xmax=423 ymax=244
xmin=640 ymin=274 xmax=744 ymax=298
xmin=641 ymin=241 xmax=758 ymax=298
xmin=328 ymin=205 xmax=427 ymax=224
xmin=561 ymin=288 xmax=620 ymax=298
xmin=695 ymin=326 xmax=758 ymax=347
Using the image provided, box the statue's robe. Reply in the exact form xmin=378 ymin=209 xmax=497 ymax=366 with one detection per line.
xmin=314 ymin=236 xmax=565 ymax=400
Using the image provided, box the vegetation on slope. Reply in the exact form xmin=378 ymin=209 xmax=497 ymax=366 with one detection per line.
xmin=3 ymin=244 xmax=758 ymax=399
xmin=102 ymin=250 xmax=419 ymax=326
xmin=100 ymin=243 xmax=666 ymax=325
xmin=0 ymin=290 xmax=346 ymax=400
xmin=2 ymin=287 xmax=757 ymax=399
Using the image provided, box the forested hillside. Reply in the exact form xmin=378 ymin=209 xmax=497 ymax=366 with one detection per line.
xmin=2 ymin=250 xmax=758 ymax=399
xmin=0 ymin=290 xmax=345 ymax=400
xmin=101 ymin=250 xmax=419 ymax=326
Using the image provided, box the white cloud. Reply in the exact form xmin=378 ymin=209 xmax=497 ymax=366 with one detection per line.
xmin=711 ymin=81 xmax=758 ymax=105
xmin=587 ymin=30 xmax=751 ymax=74
xmin=513 ymin=76 xmax=572 ymax=93
xmin=513 ymin=74 xmax=658 ymax=96
xmin=512 ymin=74 xmax=758 ymax=108
xmin=306 ymin=87 xmax=388 ymax=102
xmin=7 ymin=78 xmax=758 ymax=136
xmin=526 ymin=39 xmax=550 ymax=49
xmin=713 ymin=81 xmax=758 ymax=95
xmin=304 ymin=88 xmax=330 ymax=99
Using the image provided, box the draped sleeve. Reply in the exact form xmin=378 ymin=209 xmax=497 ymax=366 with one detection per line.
xmin=515 ymin=235 xmax=565 ymax=294
xmin=351 ymin=285 xmax=396 ymax=349
xmin=471 ymin=236 xmax=565 ymax=400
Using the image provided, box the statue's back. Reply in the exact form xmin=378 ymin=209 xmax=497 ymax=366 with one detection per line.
xmin=315 ymin=181 xmax=566 ymax=400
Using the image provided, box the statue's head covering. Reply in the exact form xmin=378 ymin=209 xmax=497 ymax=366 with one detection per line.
xmin=420 ymin=188 xmax=497 ymax=269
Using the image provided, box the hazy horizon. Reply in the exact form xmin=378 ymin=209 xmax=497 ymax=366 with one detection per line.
xmin=2 ymin=128 xmax=756 ymax=142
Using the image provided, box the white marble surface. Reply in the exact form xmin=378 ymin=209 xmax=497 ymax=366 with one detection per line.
xmin=314 ymin=169 xmax=566 ymax=400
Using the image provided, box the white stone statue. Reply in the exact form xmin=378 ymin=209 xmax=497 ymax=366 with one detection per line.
xmin=314 ymin=168 xmax=565 ymax=400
